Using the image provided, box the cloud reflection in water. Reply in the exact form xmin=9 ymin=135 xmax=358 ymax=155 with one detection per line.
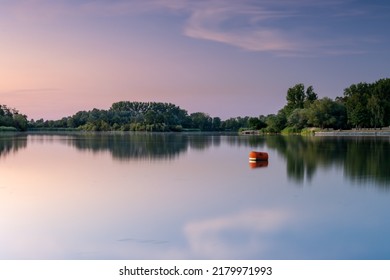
xmin=184 ymin=209 xmax=290 ymax=259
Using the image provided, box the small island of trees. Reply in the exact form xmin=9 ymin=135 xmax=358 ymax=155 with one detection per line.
xmin=1 ymin=78 xmax=389 ymax=133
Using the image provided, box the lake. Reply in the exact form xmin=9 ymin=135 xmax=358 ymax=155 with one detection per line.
xmin=1 ymin=132 xmax=389 ymax=260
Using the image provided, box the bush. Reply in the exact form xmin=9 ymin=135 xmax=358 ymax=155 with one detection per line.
xmin=300 ymin=127 xmax=321 ymax=135
xmin=0 ymin=126 xmax=18 ymax=132
xmin=281 ymin=127 xmax=300 ymax=134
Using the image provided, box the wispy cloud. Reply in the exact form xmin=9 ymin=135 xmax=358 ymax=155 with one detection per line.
xmin=2 ymin=88 xmax=59 ymax=93
xmin=117 ymin=237 xmax=168 ymax=245
xmin=182 ymin=2 xmax=300 ymax=54
xmin=133 ymin=0 xmax=384 ymax=56
xmin=2 ymin=0 xmax=385 ymax=56
xmin=0 ymin=88 xmax=60 ymax=96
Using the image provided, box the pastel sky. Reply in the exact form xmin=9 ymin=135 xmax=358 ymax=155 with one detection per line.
xmin=1 ymin=0 xmax=389 ymax=120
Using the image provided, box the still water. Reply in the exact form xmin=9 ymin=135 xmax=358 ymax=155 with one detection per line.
xmin=1 ymin=132 xmax=389 ymax=260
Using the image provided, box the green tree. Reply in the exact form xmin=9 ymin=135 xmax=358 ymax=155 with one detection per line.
xmin=287 ymin=108 xmax=309 ymax=129
xmin=212 ymin=117 xmax=222 ymax=131
xmin=248 ymin=117 xmax=266 ymax=130
xmin=307 ymin=98 xmax=347 ymax=129
xmin=0 ymin=105 xmax=15 ymax=127
xmin=221 ymin=118 xmax=240 ymax=131
xmin=285 ymin=83 xmax=305 ymax=116
xmin=305 ymin=86 xmax=318 ymax=107
xmin=367 ymin=94 xmax=384 ymax=128
xmin=0 ymin=105 xmax=29 ymax=131
xmin=343 ymin=83 xmax=371 ymax=128
xmin=283 ymin=84 xmax=317 ymax=118
xmin=190 ymin=112 xmax=212 ymax=131
xmin=371 ymin=78 xmax=390 ymax=127
xmin=13 ymin=114 xmax=28 ymax=131
xmin=265 ymin=111 xmax=287 ymax=133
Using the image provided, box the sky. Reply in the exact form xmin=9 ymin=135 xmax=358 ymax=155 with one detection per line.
xmin=1 ymin=0 xmax=389 ymax=120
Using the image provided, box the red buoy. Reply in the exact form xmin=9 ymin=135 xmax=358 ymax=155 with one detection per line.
xmin=249 ymin=151 xmax=269 ymax=162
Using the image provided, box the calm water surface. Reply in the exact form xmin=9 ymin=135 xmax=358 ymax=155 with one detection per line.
xmin=0 ymin=132 xmax=389 ymax=259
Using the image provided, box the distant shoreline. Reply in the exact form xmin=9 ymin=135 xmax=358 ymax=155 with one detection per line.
xmin=315 ymin=128 xmax=390 ymax=136
xmin=240 ymin=127 xmax=390 ymax=136
xmin=1 ymin=127 xmax=390 ymax=136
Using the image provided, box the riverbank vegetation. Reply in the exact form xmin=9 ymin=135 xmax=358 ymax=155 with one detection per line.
xmin=2 ymin=78 xmax=389 ymax=132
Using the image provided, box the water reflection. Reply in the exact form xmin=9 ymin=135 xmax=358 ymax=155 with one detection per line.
xmin=0 ymin=133 xmax=27 ymax=159
xmin=344 ymin=138 xmax=390 ymax=186
xmin=264 ymin=135 xmax=390 ymax=187
xmin=249 ymin=161 xmax=268 ymax=169
xmin=1 ymin=132 xmax=389 ymax=186
xmin=1 ymin=132 xmax=390 ymax=259
xmin=68 ymin=133 xmax=189 ymax=161
xmin=184 ymin=209 xmax=290 ymax=259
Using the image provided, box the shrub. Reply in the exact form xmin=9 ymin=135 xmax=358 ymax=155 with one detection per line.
xmin=0 ymin=126 xmax=18 ymax=132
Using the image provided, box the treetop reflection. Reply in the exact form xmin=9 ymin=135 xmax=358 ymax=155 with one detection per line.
xmin=0 ymin=133 xmax=27 ymax=159
xmin=265 ymin=135 xmax=390 ymax=187
xmin=1 ymin=132 xmax=389 ymax=187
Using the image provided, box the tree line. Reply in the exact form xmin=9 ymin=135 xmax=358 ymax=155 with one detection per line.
xmin=2 ymin=77 xmax=389 ymax=132
xmin=28 ymin=101 xmax=255 ymax=132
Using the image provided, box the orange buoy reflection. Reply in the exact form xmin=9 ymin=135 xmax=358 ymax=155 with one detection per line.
xmin=249 ymin=160 xmax=269 ymax=169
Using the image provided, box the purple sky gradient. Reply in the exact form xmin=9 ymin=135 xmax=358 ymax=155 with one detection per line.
xmin=1 ymin=0 xmax=389 ymax=120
